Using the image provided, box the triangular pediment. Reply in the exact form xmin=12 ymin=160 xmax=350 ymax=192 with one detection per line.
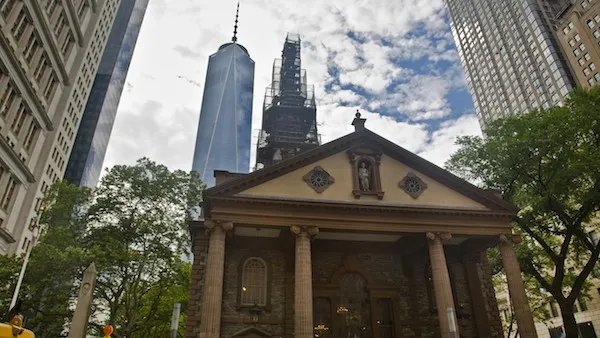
xmin=205 ymin=129 xmax=515 ymax=213
xmin=231 ymin=327 xmax=274 ymax=337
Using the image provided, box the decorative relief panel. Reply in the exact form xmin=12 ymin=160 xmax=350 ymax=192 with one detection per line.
xmin=302 ymin=166 xmax=335 ymax=193
xmin=347 ymin=147 xmax=384 ymax=199
xmin=398 ymin=173 xmax=427 ymax=199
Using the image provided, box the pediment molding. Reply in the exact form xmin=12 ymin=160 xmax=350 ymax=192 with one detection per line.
xmin=231 ymin=327 xmax=274 ymax=337
xmin=203 ymin=129 xmax=516 ymax=214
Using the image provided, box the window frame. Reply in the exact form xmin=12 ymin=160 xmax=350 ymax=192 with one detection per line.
xmin=237 ymin=256 xmax=271 ymax=310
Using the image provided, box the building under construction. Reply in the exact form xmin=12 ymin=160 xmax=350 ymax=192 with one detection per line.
xmin=256 ymin=34 xmax=320 ymax=169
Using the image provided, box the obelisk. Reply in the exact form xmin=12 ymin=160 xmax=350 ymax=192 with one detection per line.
xmin=68 ymin=262 xmax=97 ymax=338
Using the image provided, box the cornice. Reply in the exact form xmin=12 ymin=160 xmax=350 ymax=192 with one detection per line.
xmin=0 ymin=137 xmax=36 ymax=183
xmin=0 ymin=34 xmax=54 ymax=131
xmin=0 ymin=226 xmax=16 ymax=243
xmin=208 ymin=195 xmax=515 ymax=219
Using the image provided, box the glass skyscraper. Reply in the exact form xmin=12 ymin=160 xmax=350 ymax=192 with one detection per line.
xmin=191 ymin=38 xmax=255 ymax=187
xmin=65 ymin=0 xmax=149 ymax=187
xmin=445 ymin=0 xmax=576 ymax=129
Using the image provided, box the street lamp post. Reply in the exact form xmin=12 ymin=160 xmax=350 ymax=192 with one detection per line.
xmin=10 ymin=223 xmax=39 ymax=309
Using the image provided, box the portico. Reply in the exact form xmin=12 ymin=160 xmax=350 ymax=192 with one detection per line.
xmin=186 ymin=115 xmax=536 ymax=338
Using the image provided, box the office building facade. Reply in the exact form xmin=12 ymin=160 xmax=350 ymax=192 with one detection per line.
xmin=255 ymin=34 xmax=320 ymax=169
xmin=0 ymin=0 xmax=121 ymax=254
xmin=552 ymin=0 xmax=600 ymax=88
xmin=445 ymin=0 xmax=576 ymax=129
xmin=191 ymin=30 xmax=255 ymax=187
xmin=64 ymin=0 xmax=149 ymax=188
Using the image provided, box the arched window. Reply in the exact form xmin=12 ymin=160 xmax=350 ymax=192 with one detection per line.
xmin=240 ymin=257 xmax=267 ymax=306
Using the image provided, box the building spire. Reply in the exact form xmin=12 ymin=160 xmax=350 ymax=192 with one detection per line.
xmin=232 ymin=2 xmax=239 ymax=43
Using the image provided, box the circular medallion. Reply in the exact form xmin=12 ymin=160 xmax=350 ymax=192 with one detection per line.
xmin=404 ymin=176 xmax=422 ymax=193
xmin=310 ymin=171 xmax=330 ymax=188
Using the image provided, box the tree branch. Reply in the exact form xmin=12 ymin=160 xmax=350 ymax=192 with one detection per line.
xmin=574 ymin=178 xmax=600 ymax=230
xmin=526 ymin=261 xmax=560 ymax=299
xmin=568 ymin=240 xmax=600 ymax=304
xmin=516 ymin=217 xmax=559 ymax=263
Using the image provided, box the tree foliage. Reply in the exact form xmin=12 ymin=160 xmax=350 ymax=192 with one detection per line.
xmin=446 ymin=88 xmax=600 ymax=337
xmin=1 ymin=158 xmax=203 ymax=338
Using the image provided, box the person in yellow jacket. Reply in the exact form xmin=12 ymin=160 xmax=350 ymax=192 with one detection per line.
xmin=0 ymin=315 xmax=35 ymax=338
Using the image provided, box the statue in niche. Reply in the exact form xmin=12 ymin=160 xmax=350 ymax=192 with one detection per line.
xmin=358 ymin=161 xmax=371 ymax=191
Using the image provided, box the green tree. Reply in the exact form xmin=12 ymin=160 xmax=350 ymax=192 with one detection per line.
xmin=85 ymin=158 xmax=203 ymax=337
xmin=446 ymin=88 xmax=600 ymax=337
xmin=1 ymin=158 xmax=203 ymax=338
xmin=0 ymin=181 xmax=91 ymax=336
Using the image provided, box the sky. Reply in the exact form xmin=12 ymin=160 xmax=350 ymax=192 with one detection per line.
xmin=102 ymin=0 xmax=483 ymax=175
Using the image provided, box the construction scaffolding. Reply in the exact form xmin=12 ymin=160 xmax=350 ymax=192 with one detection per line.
xmin=256 ymin=34 xmax=320 ymax=169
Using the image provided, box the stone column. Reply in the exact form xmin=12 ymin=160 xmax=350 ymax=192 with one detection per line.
xmin=499 ymin=235 xmax=536 ymax=338
xmin=291 ymin=225 xmax=318 ymax=338
xmin=426 ymin=232 xmax=459 ymax=338
xmin=198 ymin=220 xmax=232 ymax=338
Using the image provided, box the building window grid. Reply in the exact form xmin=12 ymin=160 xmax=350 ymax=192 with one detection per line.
xmin=23 ymin=34 xmax=39 ymax=64
xmin=54 ymin=12 xmax=65 ymax=37
xmin=10 ymin=103 xmax=27 ymax=135
xmin=1 ymin=176 xmax=17 ymax=210
xmin=43 ymin=73 xmax=56 ymax=99
xmin=45 ymin=0 xmax=58 ymax=16
xmin=12 ymin=9 xmax=29 ymax=42
xmin=33 ymin=56 xmax=47 ymax=82
xmin=23 ymin=119 xmax=38 ymax=151
xmin=0 ymin=0 xmax=15 ymax=17
xmin=0 ymin=84 xmax=16 ymax=117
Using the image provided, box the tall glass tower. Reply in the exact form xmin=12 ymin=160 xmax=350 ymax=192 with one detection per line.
xmin=445 ymin=0 xmax=576 ymax=130
xmin=191 ymin=5 xmax=255 ymax=187
xmin=65 ymin=0 xmax=150 ymax=187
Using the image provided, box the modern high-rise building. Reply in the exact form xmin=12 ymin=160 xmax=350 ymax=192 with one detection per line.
xmin=551 ymin=0 xmax=600 ymax=89
xmin=191 ymin=5 xmax=254 ymax=187
xmin=445 ymin=0 xmax=577 ymax=129
xmin=64 ymin=0 xmax=149 ymax=188
xmin=0 ymin=0 xmax=122 ymax=255
xmin=255 ymin=34 xmax=319 ymax=169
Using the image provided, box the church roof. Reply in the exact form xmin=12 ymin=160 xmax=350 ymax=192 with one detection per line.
xmin=203 ymin=124 xmax=516 ymax=215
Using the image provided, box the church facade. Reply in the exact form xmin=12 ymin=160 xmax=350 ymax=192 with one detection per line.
xmin=185 ymin=114 xmax=537 ymax=338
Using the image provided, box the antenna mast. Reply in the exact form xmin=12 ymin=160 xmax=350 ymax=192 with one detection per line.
xmin=232 ymin=2 xmax=239 ymax=42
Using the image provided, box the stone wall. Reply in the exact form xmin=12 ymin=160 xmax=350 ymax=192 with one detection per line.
xmin=478 ymin=253 xmax=505 ymax=337
xmin=310 ymin=246 xmax=497 ymax=338
xmin=187 ymin=239 xmax=504 ymax=338
xmin=185 ymin=230 xmax=209 ymax=338
xmin=220 ymin=247 xmax=287 ymax=338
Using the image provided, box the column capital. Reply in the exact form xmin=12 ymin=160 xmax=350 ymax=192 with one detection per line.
xmin=499 ymin=233 xmax=522 ymax=245
xmin=290 ymin=225 xmax=319 ymax=237
xmin=426 ymin=232 xmax=452 ymax=242
xmin=204 ymin=219 xmax=234 ymax=234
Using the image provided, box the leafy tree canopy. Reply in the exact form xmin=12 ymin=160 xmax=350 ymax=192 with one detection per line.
xmin=446 ymin=88 xmax=600 ymax=337
xmin=1 ymin=158 xmax=204 ymax=338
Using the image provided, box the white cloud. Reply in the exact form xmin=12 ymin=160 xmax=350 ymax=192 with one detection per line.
xmin=103 ymin=0 xmax=481 ymax=178
xmin=417 ymin=114 xmax=483 ymax=167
